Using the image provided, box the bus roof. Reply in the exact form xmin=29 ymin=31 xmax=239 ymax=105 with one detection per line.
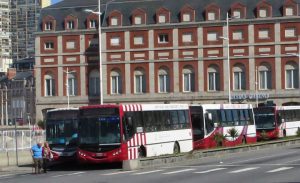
xmin=277 ymin=105 xmax=300 ymax=110
xmin=190 ymin=103 xmax=253 ymax=110
xmin=47 ymin=107 xmax=79 ymax=113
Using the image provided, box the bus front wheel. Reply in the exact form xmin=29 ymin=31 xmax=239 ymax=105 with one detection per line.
xmin=173 ymin=142 xmax=180 ymax=154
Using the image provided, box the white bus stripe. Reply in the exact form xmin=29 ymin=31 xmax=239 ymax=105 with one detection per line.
xmin=162 ymin=169 xmax=195 ymax=175
xmin=229 ymin=167 xmax=259 ymax=173
xmin=267 ymin=167 xmax=293 ymax=173
xmin=133 ymin=170 xmax=163 ymax=175
xmin=194 ymin=168 xmax=227 ymax=174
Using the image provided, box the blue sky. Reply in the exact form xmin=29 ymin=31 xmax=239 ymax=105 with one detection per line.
xmin=51 ymin=0 xmax=61 ymax=4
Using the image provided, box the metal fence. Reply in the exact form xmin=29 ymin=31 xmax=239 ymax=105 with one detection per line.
xmin=0 ymin=129 xmax=45 ymax=151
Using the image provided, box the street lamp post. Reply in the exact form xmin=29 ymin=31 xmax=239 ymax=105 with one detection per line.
xmin=85 ymin=0 xmax=103 ymax=104
xmin=64 ymin=67 xmax=76 ymax=109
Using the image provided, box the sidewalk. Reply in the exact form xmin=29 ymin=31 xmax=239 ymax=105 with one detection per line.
xmin=0 ymin=165 xmax=33 ymax=176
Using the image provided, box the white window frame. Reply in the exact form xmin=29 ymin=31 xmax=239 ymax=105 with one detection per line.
xmin=233 ymin=66 xmax=246 ymax=91
xmin=158 ymin=34 xmax=169 ymax=43
xmin=110 ymin=37 xmax=120 ymax=46
xmin=67 ymin=74 xmax=77 ymax=96
xmin=208 ymin=66 xmax=220 ymax=91
xmin=45 ymin=75 xmax=55 ymax=96
xmin=158 ymin=15 xmax=166 ymax=23
xmin=207 ymin=11 xmax=216 ymax=21
xmin=66 ymin=41 xmax=76 ymax=49
xmin=182 ymin=13 xmax=191 ymax=22
xmin=259 ymin=8 xmax=267 ymax=18
xmin=285 ymin=64 xmax=299 ymax=89
xmin=44 ymin=42 xmax=54 ymax=50
xmin=89 ymin=19 xmax=97 ymax=28
xmin=232 ymin=30 xmax=243 ymax=40
xmin=285 ymin=28 xmax=296 ymax=38
xmin=134 ymin=16 xmax=142 ymax=25
xmin=44 ymin=22 xmax=52 ymax=31
xmin=134 ymin=36 xmax=144 ymax=45
xmin=66 ymin=20 xmax=74 ymax=29
xmin=158 ymin=69 xmax=170 ymax=93
xmin=111 ymin=17 xmax=118 ymax=26
xmin=182 ymin=68 xmax=194 ymax=92
xmin=134 ymin=70 xmax=146 ymax=94
xmin=89 ymin=70 xmax=100 ymax=96
xmin=258 ymin=29 xmax=269 ymax=39
xmin=285 ymin=7 xmax=294 ymax=16
xmin=258 ymin=65 xmax=272 ymax=90
xmin=233 ymin=10 xmax=241 ymax=19
xmin=182 ymin=33 xmax=192 ymax=43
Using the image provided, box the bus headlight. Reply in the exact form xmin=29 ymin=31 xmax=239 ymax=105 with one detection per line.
xmin=113 ymin=150 xmax=121 ymax=156
xmin=78 ymin=151 xmax=87 ymax=157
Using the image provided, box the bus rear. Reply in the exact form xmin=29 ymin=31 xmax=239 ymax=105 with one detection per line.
xmin=46 ymin=108 xmax=79 ymax=163
xmin=253 ymin=106 xmax=278 ymax=140
xmin=190 ymin=104 xmax=256 ymax=149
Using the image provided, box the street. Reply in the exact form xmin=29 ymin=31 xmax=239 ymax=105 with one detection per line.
xmin=1 ymin=144 xmax=300 ymax=183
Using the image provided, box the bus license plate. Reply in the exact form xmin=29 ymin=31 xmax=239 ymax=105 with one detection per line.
xmin=96 ymin=153 xmax=103 ymax=157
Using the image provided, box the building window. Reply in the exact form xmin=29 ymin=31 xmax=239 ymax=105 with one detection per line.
xmin=233 ymin=65 xmax=246 ymax=90
xmin=158 ymin=34 xmax=169 ymax=43
xmin=285 ymin=62 xmax=299 ymax=89
xmin=208 ymin=65 xmax=220 ymax=91
xmin=44 ymin=22 xmax=53 ymax=31
xmin=182 ymin=33 xmax=192 ymax=43
xmin=258 ymin=29 xmax=269 ymax=39
xmin=207 ymin=32 xmax=217 ymax=41
xmin=259 ymin=8 xmax=267 ymax=18
xmin=182 ymin=13 xmax=191 ymax=22
xmin=90 ymin=19 xmax=97 ymax=28
xmin=232 ymin=30 xmax=243 ymax=40
xmin=67 ymin=73 xmax=77 ymax=96
xmin=111 ymin=70 xmax=122 ymax=94
xmin=258 ymin=64 xmax=272 ymax=90
xmin=158 ymin=68 xmax=170 ymax=93
xmin=111 ymin=17 xmax=118 ymax=26
xmin=88 ymin=38 xmax=98 ymax=48
xmin=89 ymin=70 xmax=100 ymax=96
xmin=134 ymin=16 xmax=142 ymax=25
xmin=158 ymin=15 xmax=166 ymax=23
xmin=207 ymin=11 xmax=216 ymax=21
xmin=285 ymin=7 xmax=294 ymax=16
xmin=182 ymin=67 xmax=195 ymax=92
xmin=66 ymin=20 xmax=74 ymax=29
xmin=45 ymin=74 xmax=55 ymax=96
xmin=66 ymin=41 xmax=76 ymax=49
xmin=134 ymin=36 xmax=144 ymax=45
xmin=233 ymin=10 xmax=241 ymax=19
xmin=134 ymin=69 xmax=146 ymax=94
xmin=44 ymin=42 xmax=54 ymax=50
xmin=110 ymin=37 xmax=120 ymax=46
xmin=285 ymin=28 xmax=296 ymax=38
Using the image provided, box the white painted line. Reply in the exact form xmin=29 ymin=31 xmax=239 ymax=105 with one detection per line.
xmin=229 ymin=167 xmax=259 ymax=173
xmin=51 ymin=172 xmax=85 ymax=178
xmin=194 ymin=168 xmax=227 ymax=174
xmin=162 ymin=169 xmax=195 ymax=175
xmin=267 ymin=167 xmax=293 ymax=173
xmin=101 ymin=171 xmax=136 ymax=176
xmin=52 ymin=174 xmax=68 ymax=178
xmin=133 ymin=170 xmax=163 ymax=175
xmin=0 ymin=174 xmax=13 ymax=178
xmin=67 ymin=172 xmax=85 ymax=176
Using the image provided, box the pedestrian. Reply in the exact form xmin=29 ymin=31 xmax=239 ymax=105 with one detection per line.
xmin=42 ymin=141 xmax=52 ymax=173
xmin=30 ymin=142 xmax=43 ymax=174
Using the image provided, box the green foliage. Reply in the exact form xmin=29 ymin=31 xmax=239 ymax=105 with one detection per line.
xmin=296 ymin=127 xmax=300 ymax=137
xmin=227 ymin=128 xmax=239 ymax=141
xmin=213 ymin=132 xmax=225 ymax=147
xmin=37 ymin=120 xmax=45 ymax=129
xmin=260 ymin=130 xmax=269 ymax=141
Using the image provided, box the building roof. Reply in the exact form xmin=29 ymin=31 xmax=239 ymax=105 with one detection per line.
xmin=13 ymin=71 xmax=33 ymax=81
xmin=39 ymin=0 xmax=300 ymax=31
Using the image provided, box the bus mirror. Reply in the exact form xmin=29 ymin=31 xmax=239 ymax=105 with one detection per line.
xmin=214 ymin=123 xmax=219 ymax=128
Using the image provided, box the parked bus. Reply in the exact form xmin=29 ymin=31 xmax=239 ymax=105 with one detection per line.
xmin=190 ymin=104 xmax=256 ymax=149
xmin=277 ymin=106 xmax=300 ymax=137
xmin=45 ymin=108 xmax=79 ymax=163
xmin=77 ymin=104 xmax=193 ymax=164
xmin=254 ymin=106 xmax=279 ymax=140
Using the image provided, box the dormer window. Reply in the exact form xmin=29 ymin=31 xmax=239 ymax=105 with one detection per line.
xmin=89 ymin=20 xmax=97 ymax=28
xmin=259 ymin=8 xmax=267 ymax=18
xmin=67 ymin=20 xmax=74 ymax=29
xmin=285 ymin=7 xmax=294 ymax=16
xmin=44 ymin=42 xmax=54 ymax=50
xmin=207 ymin=11 xmax=216 ymax=21
xmin=111 ymin=17 xmax=118 ymax=26
xmin=158 ymin=15 xmax=166 ymax=23
xmin=134 ymin=16 xmax=142 ymax=25
xmin=233 ymin=10 xmax=241 ymax=19
xmin=182 ymin=13 xmax=191 ymax=22
xmin=44 ymin=22 xmax=53 ymax=31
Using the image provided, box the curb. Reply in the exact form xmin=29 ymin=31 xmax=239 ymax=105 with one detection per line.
xmin=123 ymin=138 xmax=300 ymax=170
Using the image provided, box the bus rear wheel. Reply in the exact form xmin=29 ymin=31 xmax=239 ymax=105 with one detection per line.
xmin=173 ymin=142 xmax=180 ymax=154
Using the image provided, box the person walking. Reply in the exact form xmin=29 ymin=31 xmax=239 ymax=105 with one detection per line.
xmin=31 ymin=142 xmax=43 ymax=174
xmin=42 ymin=141 xmax=52 ymax=173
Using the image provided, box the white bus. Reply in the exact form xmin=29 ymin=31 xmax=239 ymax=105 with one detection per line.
xmin=190 ymin=104 xmax=256 ymax=149
xmin=277 ymin=106 xmax=300 ymax=137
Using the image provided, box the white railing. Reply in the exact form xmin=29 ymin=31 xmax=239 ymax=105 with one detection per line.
xmin=0 ymin=129 xmax=45 ymax=151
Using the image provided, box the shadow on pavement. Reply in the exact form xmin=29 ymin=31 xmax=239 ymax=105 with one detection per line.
xmin=48 ymin=162 xmax=122 ymax=172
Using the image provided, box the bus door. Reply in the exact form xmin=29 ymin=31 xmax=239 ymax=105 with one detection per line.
xmin=190 ymin=106 xmax=205 ymax=140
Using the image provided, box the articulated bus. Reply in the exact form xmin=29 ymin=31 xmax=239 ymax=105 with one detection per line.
xmin=254 ymin=106 xmax=279 ymax=140
xmin=77 ymin=104 xmax=193 ymax=164
xmin=190 ymin=104 xmax=256 ymax=149
xmin=45 ymin=108 xmax=79 ymax=163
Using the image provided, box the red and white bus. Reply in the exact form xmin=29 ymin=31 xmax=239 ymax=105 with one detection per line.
xmin=276 ymin=106 xmax=300 ymax=137
xmin=77 ymin=104 xmax=193 ymax=164
xmin=45 ymin=108 xmax=79 ymax=163
xmin=254 ymin=106 xmax=279 ymax=140
xmin=190 ymin=104 xmax=256 ymax=149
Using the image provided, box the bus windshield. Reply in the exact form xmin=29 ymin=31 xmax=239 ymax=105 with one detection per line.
xmin=255 ymin=114 xmax=275 ymax=129
xmin=79 ymin=116 xmax=121 ymax=145
xmin=46 ymin=119 xmax=78 ymax=145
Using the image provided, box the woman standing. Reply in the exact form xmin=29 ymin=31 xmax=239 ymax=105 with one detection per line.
xmin=42 ymin=141 xmax=52 ymax=173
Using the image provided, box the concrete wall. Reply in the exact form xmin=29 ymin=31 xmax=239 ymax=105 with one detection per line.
xmin=0 ymin=150 xmax=32 ymax=167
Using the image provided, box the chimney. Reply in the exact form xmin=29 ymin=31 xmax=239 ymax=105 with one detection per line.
xmin=7 ymin=68 xmax=16 ymax=80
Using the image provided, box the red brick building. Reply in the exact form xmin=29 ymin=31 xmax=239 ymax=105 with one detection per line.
xmin=35 ymin=0 xmax=300 ymax=120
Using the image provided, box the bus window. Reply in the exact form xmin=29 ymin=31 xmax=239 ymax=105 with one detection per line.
xmin=205 ymin=113 xmax=214 ymax=134
xmin=232 ymin=110 xmax=239 ymax=125
xmin=123 ymin=115 xmax=134 ymax=140
xmin=221 ymin=110 xmax=227 ymax=126
xmin=225 ymin=110 xmax=233 ymax=126
xmin=170 ymin=111 xmax=179 ymax=129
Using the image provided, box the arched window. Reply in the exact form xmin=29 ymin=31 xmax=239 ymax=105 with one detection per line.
xmin=158 ymin=67 xmax=170 ymax=93
xmin=110 ymin=70 xmax=122 ymax=94
xmin=208 ymin=65 xmax=220 ymax=91
xmin=67 ymin=73 xmax=77 ymax=96
xmin=44 ymin=73 xmax=55 ymax=96
xmin=89 ymin=70 xmax=99 ymax=96
xmin=258 ymin=64 xmax=272 ymax=90
xmin=134 ymin=68 xmax=146 ymax=94
xmin=233 ymin=64 xmax=246 ymax=90
xmin=285 ymin=62 xmax=299 ymax=89
xmin=182 ymin=66 xmax=195 ymax=92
